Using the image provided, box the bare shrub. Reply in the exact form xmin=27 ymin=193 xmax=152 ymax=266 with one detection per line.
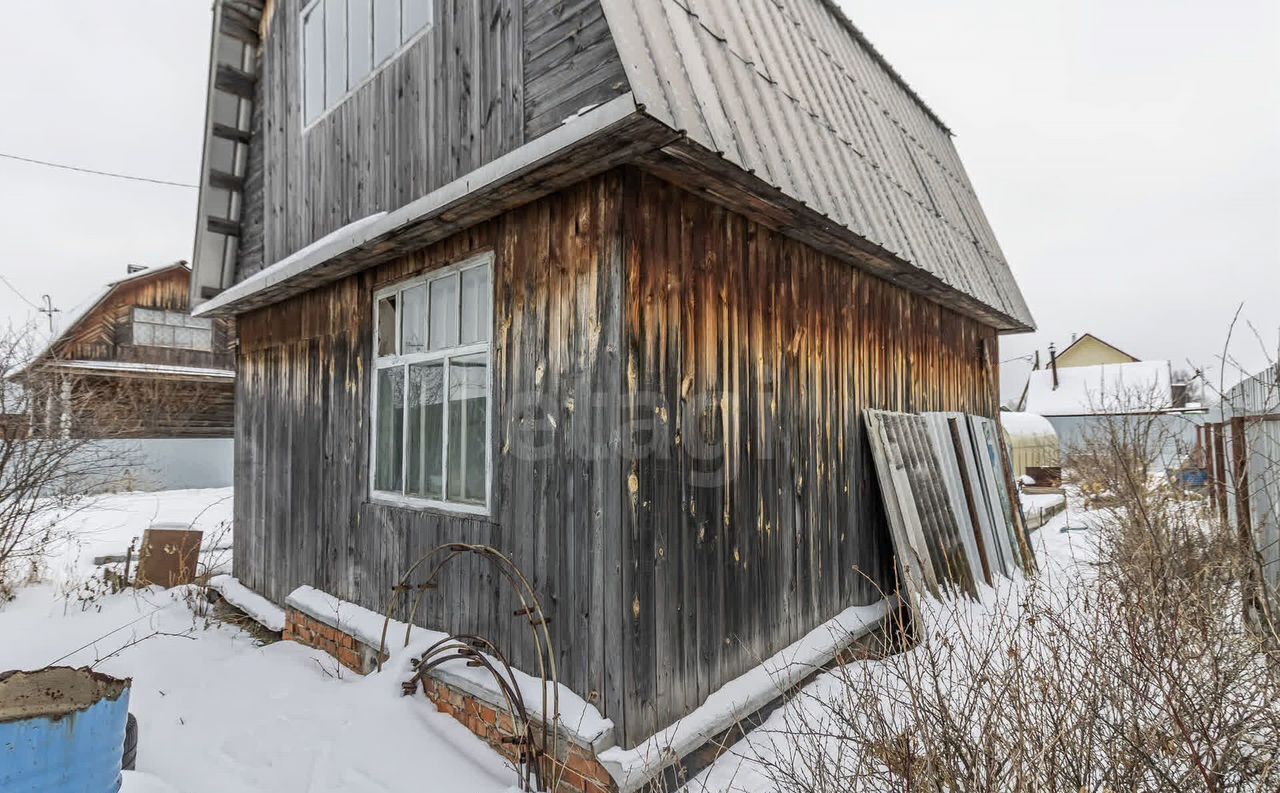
xmin=1 ymin=328 xmax=126 ymax=593
xmin=745 ymin=405 xmax=1279 ymax=793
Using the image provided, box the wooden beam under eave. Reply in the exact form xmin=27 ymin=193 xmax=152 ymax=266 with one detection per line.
xmin=207 ymin=216 xmax=242 ymax=237
xmin=215 ymin=64 xmax=256 ymax=99
xmin=220 ymin=5 xmax=261 ymax=46
xmin=211 ymin=122 xmax=253 ymax=144
xmin=209 ymin=170 xmax=245 ymax=191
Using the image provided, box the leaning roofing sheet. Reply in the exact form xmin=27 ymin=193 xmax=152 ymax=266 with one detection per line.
xmin=1023 ymin=360 xmax=1174 ymax=416
xmin=599 ymin=0 xmax=1034 ymax=330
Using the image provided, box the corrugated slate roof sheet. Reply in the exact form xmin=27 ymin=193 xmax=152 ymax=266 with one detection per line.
xmin=601 ymin=0 xmax=1034 ymax=330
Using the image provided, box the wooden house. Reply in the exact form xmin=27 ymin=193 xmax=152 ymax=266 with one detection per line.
xmin=13 ymin=262 xmax=236 ymax=490
xmin=189 ymin=0 xmax=1034 ymax=773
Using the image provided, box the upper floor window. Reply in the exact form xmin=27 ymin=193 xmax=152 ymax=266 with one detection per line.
xmin=372 ymin=255 xmax=492 ymax=514
xmin=132 ymin=308 xmax=215 ymax=352
xmin=303 ymin=0 xmax=434 ymax=125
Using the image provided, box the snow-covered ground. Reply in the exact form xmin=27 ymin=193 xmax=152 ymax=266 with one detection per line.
xmin=0 ymin=489 xmax=516 ymax=793
xmin=30 ymin=487 xmax=234 ymax=588
xmin=1 ymin=488 xmax=1097 ymax=793
xmin=687 ymin=507 xmax=1092 ymax=792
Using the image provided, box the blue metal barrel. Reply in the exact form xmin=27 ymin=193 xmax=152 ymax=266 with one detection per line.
xmin=0 ymin=667 xmax=132 ymax=793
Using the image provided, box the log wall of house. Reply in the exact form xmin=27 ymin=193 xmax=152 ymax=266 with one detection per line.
xmin=615 ymin=170 xmax=1000 ymax=742
xmin=232 ymin=166 xmax=999 ymax=748
xmin=236 ymin=0 xmax=626 ymax=281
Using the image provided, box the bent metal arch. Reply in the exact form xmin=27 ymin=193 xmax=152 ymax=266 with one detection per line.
xmin=377 ymin=543 xmax=561 ymax=792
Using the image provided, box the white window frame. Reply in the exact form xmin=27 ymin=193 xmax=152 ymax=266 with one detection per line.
xmin=300 ymin=0 xmax=435 ymax=131
xmin=369 ymin=252 xmax=493 ymax=516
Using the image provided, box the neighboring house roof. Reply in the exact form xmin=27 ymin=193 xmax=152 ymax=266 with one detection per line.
xmin=1054 ymin=333 xmax=1141 ymax=367
xmin=195 ymin=0 xmax=1033 ymax=333
xmin=1023 ymin=360 xmax=1174 ymax=417
xmin=10 ymin=262 xmax=190 ymax=378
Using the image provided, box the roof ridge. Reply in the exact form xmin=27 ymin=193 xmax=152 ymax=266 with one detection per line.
xmin=809 ymin=0 xmax=954 ymax=136
xmin=670 ymin=1 xmax=1010 ymax=269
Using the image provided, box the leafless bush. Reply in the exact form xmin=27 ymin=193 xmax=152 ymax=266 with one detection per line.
xmin=0 ymin=325 xmax=206 ymax=595
xmin=748 ymin=405 xmax=1279 ymax=792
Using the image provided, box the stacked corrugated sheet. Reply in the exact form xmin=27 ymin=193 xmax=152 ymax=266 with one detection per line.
xmin=865 ymin=409 xmax=1035 ymax=606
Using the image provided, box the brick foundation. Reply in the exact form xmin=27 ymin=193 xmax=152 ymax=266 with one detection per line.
xmin=283 ymin=607 xmax=616 ymax=793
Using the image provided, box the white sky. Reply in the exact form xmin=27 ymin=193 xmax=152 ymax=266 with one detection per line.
xmin=1 ymin=0 xmax=1276 ymax=402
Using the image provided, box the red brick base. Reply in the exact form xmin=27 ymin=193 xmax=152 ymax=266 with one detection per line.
xmin=283 ymin=607 xmax=616 ymax=793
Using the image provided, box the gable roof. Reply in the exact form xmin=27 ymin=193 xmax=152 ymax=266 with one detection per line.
xmin=196 ymin=1 xmax=1033 ymax=333
xmin=599 ymin=0 xmax=1033 ymax=330
xmin=11 ymin=262 xmax=190 ymax=377
xmin=1023 ymin=360 xmax=1174 ymax=417
xmin=1055 ymin=333 xmax=1141 ymax=365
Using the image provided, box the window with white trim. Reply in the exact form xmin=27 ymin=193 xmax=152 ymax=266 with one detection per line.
xmin=372 ymin=256 xmax=492 ymax=512
xmin=302 ymin=0 xmax=434 ymax=125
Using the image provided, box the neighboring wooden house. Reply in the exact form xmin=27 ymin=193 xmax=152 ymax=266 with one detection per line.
xmin=12 ymin=262 xmax=236 ymax=490
xmin=189 ymin=0 xmax=1033 ymax=774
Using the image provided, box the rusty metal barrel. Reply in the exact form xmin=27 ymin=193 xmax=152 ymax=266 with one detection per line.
xmin=0 ymin=667 xmax=132 ymax=792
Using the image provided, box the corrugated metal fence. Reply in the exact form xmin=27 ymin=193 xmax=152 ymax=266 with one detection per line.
xmin=1202 ymin=365 xmax=1280 ymax=623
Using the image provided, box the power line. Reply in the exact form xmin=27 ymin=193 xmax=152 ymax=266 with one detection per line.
xmin=0 ymin=151 xmax=198 ymax=189
xmin=0 ymin=274 xmax=41 ymax=310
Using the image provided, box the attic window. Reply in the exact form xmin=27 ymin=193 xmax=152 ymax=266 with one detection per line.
xmin=132 ymin=309 xmax=215 ymax=352
xmin=371 ymin=254 xmax=492 ymax=515
xmin=302 ymin=0 xmax=433 ymax=126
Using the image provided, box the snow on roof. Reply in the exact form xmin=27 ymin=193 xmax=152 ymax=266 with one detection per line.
xmin=1023 ymin=360 xmax=1173 ymax=417
xmin=40 ymin=360 xmax=235 ymax=379
xmin=999 ymin=411 xmax=1058 ymax=444
xmin=193 ymin=212 xmax=387 ymax=318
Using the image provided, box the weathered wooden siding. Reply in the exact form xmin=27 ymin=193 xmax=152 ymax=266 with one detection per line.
xmin=616 ymin=169 xmax=999 ymax=743
xmin=70 ymin=378 xmax=236 ymax=439
xmin=235 ymin=0 xmax=629 ymax=283
xmin=233 ymin=166 xmax=1000 ymax=749
xmin=234 ymin=172 xmax=626 ymax=727
xmin=523 ymin=0 xmax=627 ymax=138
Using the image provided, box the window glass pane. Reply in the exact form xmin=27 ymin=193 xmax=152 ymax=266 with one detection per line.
xmin=133 ymin=323 xmax=155 ymax=346
xmin=400 ymin=284 xmax=427 ymax=354
xmin=372 ymin=0 xmax=401 ymax=64
xmin=324 ymin=0 xmax=348 ymax=105
xmin=192 ymin=329 xmax=214 ymax=351
xmin=375 ymin=367 xmax=405 ymax=492
xmin=303 ymin=3 xmax=326 ymax=123
xmin=348 ymin=0 xmax=373 ymax=86
xmin=134 ymin=308 xmax=164 ymax=323
xmin=447 ymin=354 xmax=487 ymax=504
xmin=153 ymin=325 xmax=176 ymax=347
xmin=428 ymin=274 xmax=459 ymax=350
xmin=406 ymin=361 xmax=444 ymax=499
xmin=459 ymin=264 xmax=491 ymax=344
xmin=402 ymin=0 xmax=431 ymax=41
xmin=377 ymin=294 xmax=398 ymax=356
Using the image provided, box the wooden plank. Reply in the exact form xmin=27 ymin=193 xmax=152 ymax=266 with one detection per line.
xmin=214 ymin=63 xmax=256 ymax=99
xmin=211 ymin=122 xmax=254 ymax=144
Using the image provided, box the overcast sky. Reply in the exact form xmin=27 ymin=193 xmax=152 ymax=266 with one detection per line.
xmin=0 ymin=1 xmax=1276 ymax=401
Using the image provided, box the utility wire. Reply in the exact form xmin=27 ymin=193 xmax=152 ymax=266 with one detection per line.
xmin=0 ymin=274 xmax=41 ymax=310
xmin=0 ymin=151 xmax=198 ymax=189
